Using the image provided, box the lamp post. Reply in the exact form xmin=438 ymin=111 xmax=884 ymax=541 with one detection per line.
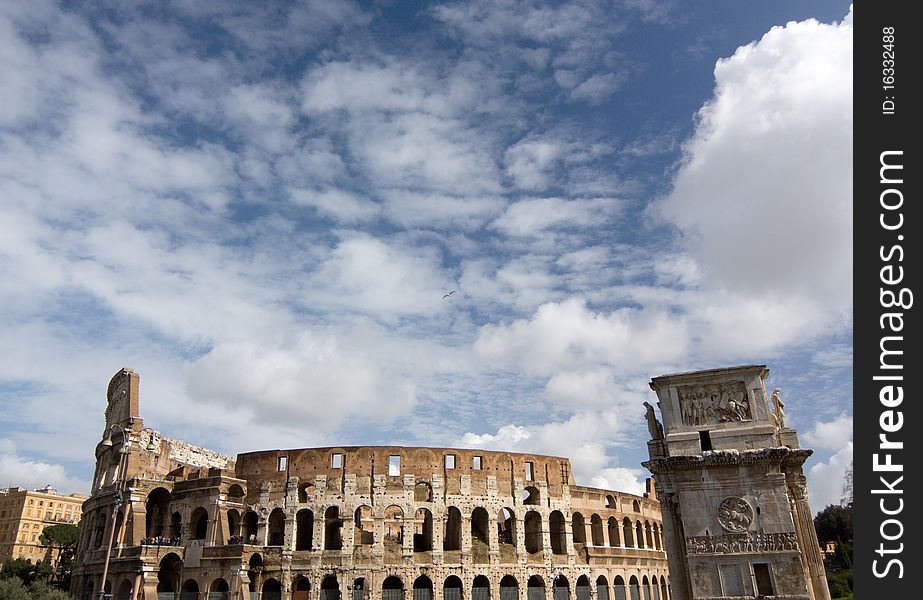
xmin=97 ymin=424 xmax=132 ymax=600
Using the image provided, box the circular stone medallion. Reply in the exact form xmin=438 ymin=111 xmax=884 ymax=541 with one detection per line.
xmin=717 ymin=497 xmax=754 ymax=533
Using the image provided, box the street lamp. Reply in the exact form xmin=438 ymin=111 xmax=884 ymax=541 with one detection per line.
xmin=98 ymin=424 xmax=132 ymax=600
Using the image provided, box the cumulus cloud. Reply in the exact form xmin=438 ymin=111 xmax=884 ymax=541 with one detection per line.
xmin=0 ymin=440 xmax=88 ymax=495
xmin=651 ymin=11 xmax=853 ymax=325
xmin=492 ymin=197 xmax=622 ymax=236
xmin=458 ymin=410 xmax=647 ymax=493
xmin=474 ymin=298 xmax=690 ymax=376
xmin=803 ymin=411 xmax=852 ymax=451
xmin=807 ymin=443 xmax=853 ymax=514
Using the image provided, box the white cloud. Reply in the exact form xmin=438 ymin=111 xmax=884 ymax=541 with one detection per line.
xmin=291 ymin=188 xmax=381 ymax=224
xmin=458 ymin=411 xmax=647 ymax=493
xmin=185 ymin=334 xmax=417 ymax=430
xmin=0 ymin=440 xmax=88 ymax=495
xmin=807 ymin=443 xmax=852 ymax=514
xmin=492 ymin=197 xmax=622 ymax=236
xmin=474 ymin=297 xmax=690 ymax=375
xmin=306 ymin=235 xmax=454 ymax=317
xmin=803 ymin=411 xmax=852 ymax=451
xmin=651 ymin=11 xmax=853 ymax=322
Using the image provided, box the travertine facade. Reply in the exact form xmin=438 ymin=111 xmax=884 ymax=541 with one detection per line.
xmin=71 ymin=369 xmax=670 ymax=600
xmin=643 ymin=366 xmax=829 ymax=600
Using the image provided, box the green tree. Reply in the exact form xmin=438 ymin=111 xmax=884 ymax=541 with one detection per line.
xmin=39 ymin=523 xmax=80 ymax=585
xmin=29 ymin=580 xmax=71 ymax=600
xmin=0 ymin=577 xmax=31 ymax=600
xmin=814 ymin=504 xmax=853 ymax=546
xmin=0 ymin=558 xmax=35 ymax=583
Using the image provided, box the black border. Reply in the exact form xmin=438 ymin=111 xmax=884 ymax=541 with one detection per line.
xmin=854 ymin=1 xmax=919 ymax=596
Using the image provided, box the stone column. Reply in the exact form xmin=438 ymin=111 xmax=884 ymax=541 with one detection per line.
xmin=787 ymin=474 xmax=832 ymax=600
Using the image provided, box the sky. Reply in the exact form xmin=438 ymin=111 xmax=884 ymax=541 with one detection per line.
xmin=0 ymin=0 xmax=852 ymax=515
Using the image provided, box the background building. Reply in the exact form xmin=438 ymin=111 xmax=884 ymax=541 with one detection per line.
xmin=0 ymin=485 xmax=86 ymax=565
xmin=71 ymin=369 xmax=670 ymax=600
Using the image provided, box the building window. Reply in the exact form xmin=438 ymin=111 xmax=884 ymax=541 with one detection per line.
xmin=332 ymin=453 xmax=344 ymax=468
xmin=699 ymin=431 xmax=713 ymax=451
xmin=445 ymin=454 xmax=456 ymax=469
xmin=472 ymin=456 xmax=482 ymax=470
xmin=388 ymin=455 xmax=401 ymax=476
xmin=278 ymin=456 xmax=288 ymax=471
xmin=753 ymin=564 xmax=774 ymax=596
xmin=525 ymin=462 xmax=534 ymax=481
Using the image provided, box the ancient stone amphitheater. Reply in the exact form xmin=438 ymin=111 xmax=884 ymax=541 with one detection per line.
xmin=71 ymin=370 xmax=670 ymax=600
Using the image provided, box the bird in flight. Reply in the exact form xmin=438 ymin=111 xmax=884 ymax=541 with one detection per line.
xmin=442 ymin=290 xmax=456 ymax=299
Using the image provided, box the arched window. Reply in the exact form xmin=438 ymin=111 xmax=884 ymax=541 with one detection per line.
xmin=651 ymin=576 xmax=660 ymax=600
xmin=443 ymin=576 xmax=463 ymax=600
xmin=268 ymin=508 xmax=285 ymax=546
xmin=612 ymin=577 xmax=626 ymax=600
xmin=549 ymin=511 xmax=566 ymax=555
xmin=572 ymin=512 xmax=586 ymax=545
xmin=413 ymin=577 xmax=433 ymax=600
xmin=645 ymin=521 xmax=654 ymax=548
xmin=635 ymin=521 xmax=645 ymax=549
xmin=227 ymin=484 xmax=245 ymax=501
xmin=352 ymin=579 xmax=367 ymax=600
xmin=414 ymin=508 xmax=433 ymax=552
xmin=527 ymin=576 xmax=545 ymax=600
xmin=382 ymin=577 xmax=403 ymax=600
xmin=641 ymin=577 xmax=651 ymax=600
xmin=117 ymin=579 xmax=133 ymax=600
xmin=209 ymin=579 xmax=229 ymax=600
xmin=590 ymin=514 xmax=604 ymax=546
xmin=325 ymin=507 xmax=343 ymax=550
xmin=622 ymin=517 xmax=634 ymax=548
xmin=605 ymin=495 xmax=616 ymax=508
xmin=190 ymin=507 xmax=208 ymax=540
xmin=523 ymin=486 xmax=540 ymax=505
xmin=157 ymin=553 xmax=182 ymax=595
xmin=247 ymin=555 xmax=262 ymax=594
xmin=575 ymin=577 xmax=590 ymax=600
xmin=243 ymin=511 xmax=258 ymax=544
xmin=659 ymin=577 xmax=668 ymax=600
xmin=354 ymin=506 xmax=373 ymax=545
xmin=298 ymin=482 xmax=315 ymax=503
xmin=628 ymin=577 xmax=640 ymax=600
xmin=145 ymin=488 xmax=171 ymax=538
xmin=471 ymin=507 xmax=490 ymax=563
xmin=500 ymin=576 xmax=518 ymax=600
xmin=553 ymin=576 xmax=569 ymax=600
xmin=608 ymin=517 xmax=620 ymax=547
xmin=293 ymin=578 xmax=311 ymax=600
xmin=524 ymin=511 xmax=543 ymax=554
xmin=473 ymin=576 xmax=491 ymax=600
xmin=414 ymin=481 xmax=432 ymax=502
xmin=632 ymin=500 xmax=641 ymax=513
xmin=498 ymin=508 xmax=516 ymax=562
xmin=595 ymin=577 xmax=609 ymax=600
xmin=263 ymin=579 xmax=282 ymax=600
xmin=384 ymin=505 xmax=404 ymax=558
xmin=498 ymin=508 xmax=516 ymax=545
xmin=181 ymin=579 xmax=199 ymax=600
xmin=443 ymin=507 xmax=462 ymax=552
xmin=296 ymin=509 xmax=313 ymax=551
xmin=321 ymin=576 xmax=341 ymax=600
xmin=227 ymin=509 xmax=241 ymax=542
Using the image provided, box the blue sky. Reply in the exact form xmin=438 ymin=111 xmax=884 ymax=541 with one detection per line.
xmin=0 ymin=0 xmax=852 ymax=514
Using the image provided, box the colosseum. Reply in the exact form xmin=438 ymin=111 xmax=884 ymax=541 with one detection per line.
xmin=71 ymin=369 xmax=670 ymax=600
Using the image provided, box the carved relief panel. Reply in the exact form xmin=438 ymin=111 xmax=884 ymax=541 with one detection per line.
xmin=678 ymin=381 xmax=752 ymax=426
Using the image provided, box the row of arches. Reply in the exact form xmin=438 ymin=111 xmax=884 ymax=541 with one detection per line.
xmin=225 ymin=506 xmax=662 ymax=555
xmin=189 ymin=573 xmax=670 ymax=600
